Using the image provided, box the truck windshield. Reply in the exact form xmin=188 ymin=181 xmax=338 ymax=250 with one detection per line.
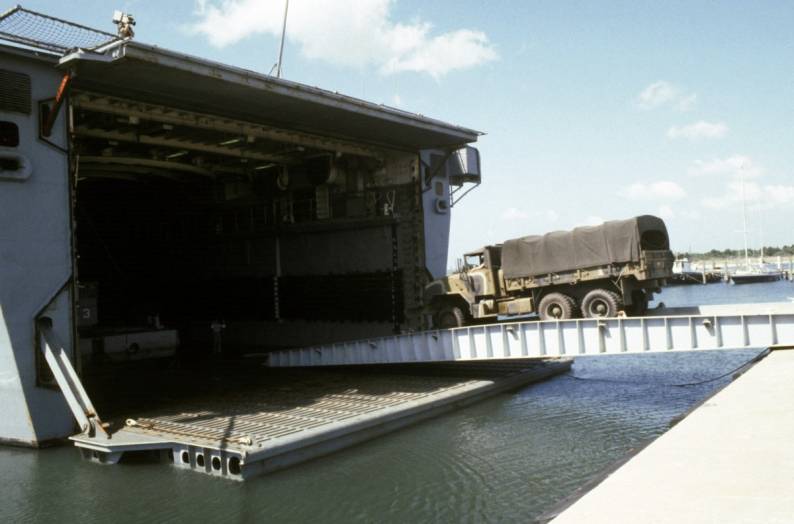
xmin=464 ymin=254 xmax=484 ymax=268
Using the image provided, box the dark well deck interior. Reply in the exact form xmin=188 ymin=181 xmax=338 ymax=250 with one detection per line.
xmin=72 ymin=360 xmax=570 ymax=480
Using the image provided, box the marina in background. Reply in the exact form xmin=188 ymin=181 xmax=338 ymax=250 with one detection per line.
xmin=670 ymin=256 xmax=792 ymax=285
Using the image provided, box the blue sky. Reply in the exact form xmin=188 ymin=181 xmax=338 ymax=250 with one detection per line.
xmin=18 ymin=0 xmax=794 ymax=257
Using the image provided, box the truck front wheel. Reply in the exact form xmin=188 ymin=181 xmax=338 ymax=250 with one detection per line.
xmin=581 ymin=289 xmax=621 ymax=318
xmin=435 ymin=306 xmax=467 ymax=329
xmin=538 ymin=293 xmax=577 ymax=320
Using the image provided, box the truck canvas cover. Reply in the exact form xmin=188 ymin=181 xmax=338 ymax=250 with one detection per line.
xmin=501 ymin=215 xmax=669 ymax=279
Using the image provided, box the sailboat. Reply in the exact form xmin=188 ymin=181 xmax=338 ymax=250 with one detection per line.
xmin=730 ymin=266 xmax=782 ymax=284
xmin=729 ymin=169 xmax=783 ymax=284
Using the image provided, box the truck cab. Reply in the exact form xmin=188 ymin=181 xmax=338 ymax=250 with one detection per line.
xmin=425 ymin=244 xmax=532 ymax=327
xmin=462 ymin=246 xmax=502 ymax=297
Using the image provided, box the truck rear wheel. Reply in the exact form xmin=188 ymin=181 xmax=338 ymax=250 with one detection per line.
xmin=581 ymin=289 xmax=621 ymax=318
xmin=538 ymin=293 xmax=577 ymax=320
xmin=436 ymin=306 xmax=467 ymax=329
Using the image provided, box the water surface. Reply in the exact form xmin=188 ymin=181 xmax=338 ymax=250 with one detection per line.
xmin=1 ymin=281 xmax=789 ymax=523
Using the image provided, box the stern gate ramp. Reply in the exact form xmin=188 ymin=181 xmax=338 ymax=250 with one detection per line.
xmin=39 ymin=321 xmax=571 ymax=481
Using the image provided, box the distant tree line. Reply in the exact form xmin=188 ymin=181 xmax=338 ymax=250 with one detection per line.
xmin=678 ymin=245 xmax=794 ymax=259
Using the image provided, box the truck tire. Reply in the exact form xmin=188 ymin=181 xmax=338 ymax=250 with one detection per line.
xmin=581 ymin=289 xmax=621 ymax=318
xmin=538 ymin=293 xmax=577 ymax=320
xmin=436 ymin=306 xmax=467 ymax=328
xmin=627 ymin=290 xmax=649 ymax=316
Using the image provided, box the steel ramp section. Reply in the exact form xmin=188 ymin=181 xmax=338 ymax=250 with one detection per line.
xmin=71 ymin=362 xmax=570 ymax=480
xmin=267 ymin=302 xmax=794 ymax=367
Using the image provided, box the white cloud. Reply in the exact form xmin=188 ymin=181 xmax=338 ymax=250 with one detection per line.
xmin=580 ymin=215 xmax=605 ymax=227
xmin=765 ymin=184 xmax=794 ymax=206
xmin=501 ymin=207 xmax=529 ymax=221
xmin=543 ymin=210 xmax=560 ymax=223
xmin=190 ymin=0 xmax=497 ymax=78
xmin=667 ymin=121 xmax=728 ymax=141
xmin=381 ymin=29 xmax=497 ymax=77
xmin=658 ymin=205 xmax=675 ymax=220
xmin=688 ymin=155 xmax=763 ymax=178
xmin=681 ymin=209 xmax=701 ymax=220
xmin=621 ymin=180 xmax=687 ymax=201
xmin=637 ymin=81 xmax=677 ymax=109
xmin=703 ymin=181 xmax=794 ymax=209
xmin=693 ymin=155 xmax=794 ymax=210
xmin=501 ymin=208 xmax=559 ymax=222
xmin=702 ymin=180 xmax=758 ymax=209
xmin=636 ymin=81 xmax=697 ymax=111
xmin=676 ymin=93 xmax=698 ymax=112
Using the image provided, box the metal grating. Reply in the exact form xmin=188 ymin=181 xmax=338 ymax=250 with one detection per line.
xmin=0 ymin=6 xmax=118 ymax=54
xmin=0 ymin=69 xmax=31 ymax=114
xmin=124 ymin=374 xmax=481 ymax=448
xmin=70 ymin=362 xmax=564 ymax=479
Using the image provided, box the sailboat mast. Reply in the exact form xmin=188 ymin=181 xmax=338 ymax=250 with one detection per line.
xmin=740 ymin=167 xmax=750 ymax=268
xmin=758 ymin=205 xmax=765 ymax=263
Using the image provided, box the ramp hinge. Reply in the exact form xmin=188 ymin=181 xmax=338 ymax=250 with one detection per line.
xmin=37 ymin=318 xmax=110 ymax=439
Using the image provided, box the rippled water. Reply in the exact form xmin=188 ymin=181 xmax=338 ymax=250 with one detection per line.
xmin=651 ymin=278 xmax=794 ymax=307
xmin=1 ymin=281 xmax=790 ymax=523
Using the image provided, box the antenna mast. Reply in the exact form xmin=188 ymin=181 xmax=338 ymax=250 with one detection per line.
xmin=275 ymin=0 xmax=289 ymax=78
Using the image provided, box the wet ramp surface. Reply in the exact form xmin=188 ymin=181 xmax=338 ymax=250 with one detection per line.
xmin=73 ymin=361 xmax=569 ymax=480
xmin=124 ymin=372 xmax=483 ymax=448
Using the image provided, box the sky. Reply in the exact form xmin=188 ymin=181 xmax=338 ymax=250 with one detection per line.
xmin=18 ymin=0 xmax=794 ymax=259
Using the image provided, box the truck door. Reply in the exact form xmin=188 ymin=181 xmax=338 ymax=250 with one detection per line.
xmin=485 ymin=246 xmax=503 ymax=297
xmin=0 ymin=54 xmax=75 ymax=446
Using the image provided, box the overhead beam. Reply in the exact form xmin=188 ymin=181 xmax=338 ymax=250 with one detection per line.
xmin=79 ymin=155 xmax=215 ymax=177
xmin=74 ymin=126 xmax=294 ymax=164
xmin=77 ymin=171 xmax=147 ymax=183
xmin=78 ymin=165 xmax=187 ymax=182
xmin=71 ymin=92 xmax=384 ymax=160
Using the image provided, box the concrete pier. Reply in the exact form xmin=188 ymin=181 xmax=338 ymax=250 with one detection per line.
xmin=551 ymin=347 xmax=794 ymax=523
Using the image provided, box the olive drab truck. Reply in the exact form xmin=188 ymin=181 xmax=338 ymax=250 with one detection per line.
xmin=424 ymin=215 xmax=675 ymax=326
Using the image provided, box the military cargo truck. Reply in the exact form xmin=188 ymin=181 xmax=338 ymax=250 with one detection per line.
xmin=424 ymin=216 xmax=674 ymax=326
